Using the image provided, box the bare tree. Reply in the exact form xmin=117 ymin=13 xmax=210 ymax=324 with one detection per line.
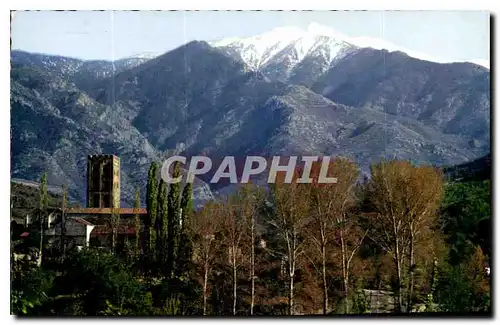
xmin=229 ymin=184 xmax=264 ymax=315
xmin=306 ymin=158 xmax=365 ymax=314
xmin=268 ymin=168 xmax=311 ymax=315
xmin=247 ymin=193 xmax=257 ymax=317
xmin=402 ymin=165 xmax=443 ymax=311
xmin=188 ymin=201 xmax=222 ymax=316
xmin=365 ymin=161 xmax=443 ymax=313
xmin=233 ymin=184 xmax=263 ymax=315
xmin=218 ymin=195 xmax=246 ymax=316
xmin=365 ymin=161 xmax=409 ymax=312
xmin=337 ymin=210 xmax=368 ymax=314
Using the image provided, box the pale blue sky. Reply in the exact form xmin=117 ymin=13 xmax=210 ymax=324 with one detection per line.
xmin=11 ymin=11 xmax=490 ymax=64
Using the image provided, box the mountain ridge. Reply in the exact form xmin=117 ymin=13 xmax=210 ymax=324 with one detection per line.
xmin=212 ymin=23 xmax=490 ymax=71
xmin=10 ymin=38 xmax=490 ymax=206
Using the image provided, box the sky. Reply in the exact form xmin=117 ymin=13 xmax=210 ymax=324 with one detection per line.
xmin=11 ymin=11 xmax=490 ymax=66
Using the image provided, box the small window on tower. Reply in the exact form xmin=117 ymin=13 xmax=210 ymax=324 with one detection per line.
xmin=102 ymin=194 xmax=111 ymax=208
xmin=91 ymin=164 xmax=100 ymax=191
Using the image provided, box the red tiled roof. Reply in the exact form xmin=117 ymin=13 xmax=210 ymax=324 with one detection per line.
xmin=20 ymin=232 xmax=29 ymax=237
xmin=66 ymin=208 xmax=147 ymax=215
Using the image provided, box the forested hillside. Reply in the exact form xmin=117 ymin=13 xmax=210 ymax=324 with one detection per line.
xmin=11 ymin=158 xmax=491 ymax=316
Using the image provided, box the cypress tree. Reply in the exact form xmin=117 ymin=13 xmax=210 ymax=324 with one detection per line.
xmin=167 ymin=162 xmax=182 ymax=278
xmin=134 ymin=186 xmax=141 ymax=257
xmin=161 ymin=182 xmax=169 ymax=257
xmin=180 ymin=183 xmax=193 ymax=230
xmin=178 ymin=182 xmax=193 ymax=275
xmin=146 ymin=162 xmax=159 ymax=255
xmin=61 ymin=184 xmax=68 ymax=262
xmin=111 ymin=208 xmax=120 ymax=253
xmin=156 ymin=178 xmax=168 ymax=263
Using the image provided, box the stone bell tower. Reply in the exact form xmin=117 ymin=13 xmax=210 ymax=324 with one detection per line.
xmin=86 ymin=154 xmax=120 ymax=208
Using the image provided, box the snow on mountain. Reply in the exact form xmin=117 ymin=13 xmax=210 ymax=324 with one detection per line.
xmin=120 ymin=51 xmax=160 ymax=60
xmin=346 ymin=35 xmax=490 ymax=69
xmin=213 ymin=26 xmax=306 ymax=69
xmin=469 ymin=59 xmax=490 ymax=69
xmin=212 ymin=23 xmax=356 ymax=71
xmin=212 ymin=22 xmax=490 ymax=72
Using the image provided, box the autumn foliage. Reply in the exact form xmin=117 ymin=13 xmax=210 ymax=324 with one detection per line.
xmin=13 ymin=158 xmax=490 ymax=316
xmin=181 ymin=158 xmax=490 ymax=315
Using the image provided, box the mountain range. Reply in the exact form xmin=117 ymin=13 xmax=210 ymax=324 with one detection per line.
xmin=10 ymin=24 xmax=491 ymax=206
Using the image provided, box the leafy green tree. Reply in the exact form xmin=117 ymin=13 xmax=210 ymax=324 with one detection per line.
xmin=440 ymin=180 xmax=490 ymax=264
xmin=54 ymin=248 xmax=153 ymax=316
xmin=436 ymin=246 xmax=490 ymax=313
xmin=423 ymin=257 xmax=439 ymax=312
xmin=159 ymin=277 xmax=201 ymax=315
xmin=11 ymin=264 xmax=54 ymax=315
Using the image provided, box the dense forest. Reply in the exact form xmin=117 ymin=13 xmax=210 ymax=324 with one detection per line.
xmin=10 ymin=157 xmax=491 ymax=316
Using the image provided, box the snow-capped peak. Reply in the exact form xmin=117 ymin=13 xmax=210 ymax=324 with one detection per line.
xmin=307 ymin=22 xmax=349 ymax=39
xmin=307 ymin=23 xmax=490 ymax=69
xmin=212 ymin=23 xmax=490 ymax=70
xmin=212 ymin=24 xmax=354 ymax=70
xmin=213 ymin=26 xmax=307 ymax=69
xmin=214 ymin=26 xmax=305 ymax=48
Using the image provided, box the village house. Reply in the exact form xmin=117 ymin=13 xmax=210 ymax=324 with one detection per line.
xmin=13 ymin=155 xmax=148 ymax=256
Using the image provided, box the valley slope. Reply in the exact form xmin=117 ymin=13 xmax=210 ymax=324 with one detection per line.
xmin=10 ymin=33 xmax=490 ymax=206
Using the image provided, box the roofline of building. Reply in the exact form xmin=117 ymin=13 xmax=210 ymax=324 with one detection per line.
xmin=65 ymin=207 xmax=147 ymax=215
xmin=88 ymin=154 xmax=120 ymax=161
